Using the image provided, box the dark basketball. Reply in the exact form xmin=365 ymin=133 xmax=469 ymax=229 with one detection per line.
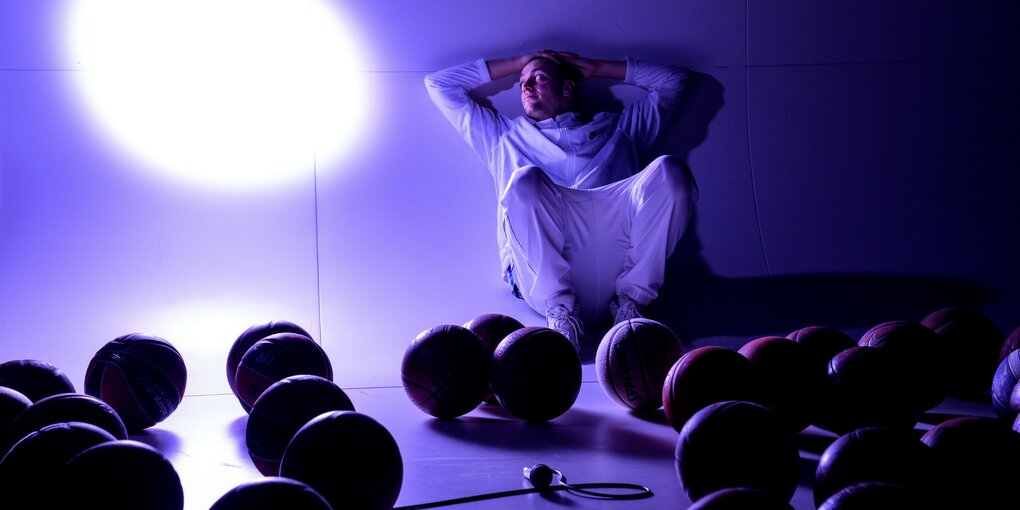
xmin=227 ymin=320 xmax=312 ymax=412
xmin=921 ymin=416 xmax=1020 ymax=509
xmin=662 ymin=346 xmax=756 ymax=432
xmin=1000 ymin=325 xmax=1020 ymax=363
xmin=738 ymin=336 xmax=821 ymax=432
xmin=84 ymin=334 xmax=187 ymax=432
xmin=235 ymin=333 xmax=333 ymax=411
xmin=0 ymin=359 xmax=75 ymax=402
xmin=5 ymin=393 xmax=127 ymax=455
xmin=247 ymin=375 xmax=355 ymax=475
xmin=463 ymin=313 xmax=525 ymax=405
xmin=210 ymin=477 xmax=332 ymax=510
xmin=58 ymin=439 xmax=183 ymax=510
xmin=818 ymin=482 xmax=916 ymax=510
xmin=814 ymin=426 xmax=934 ymax=507
xmin=596 ymin=318 xmax=684 ymax=412
xmin=0 ymin=387 xmax=31 ymax=439
xmin=787 ymin=326 xmax=855 ymax=371
xmin=858 ymin=320 xmax=913 ymax=345
xmin=857 ymin=320 xmax=949 ymax=412
xmin=688 ymin=487 xmax=794 ymax=510
xmin=280 ymin=411 xmax=402 ymax=510
xmin=401 ymin=325 xmax=490 ymax=419
xmin=0 ymin=422 xmax=116 ymax=509
xmin=921 ymin=307 xmax=1004 ymax=397
xmin=675 ymin=400 xmax=799 ymax=504
xmin=991 ymin=349 xmax=1020 ymax=421
xmin=814 ymin=346 xmax=917 ymax=435
xmin=491 ymin=326 xmax=581 ymax=422
xmin=1013 ymin=400 xmax=1020 ymax=433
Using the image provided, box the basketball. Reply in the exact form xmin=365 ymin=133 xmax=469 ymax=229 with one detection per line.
xmin=235 ymin=332 xmax=333 ymax=411
xmin=814 ymin=346 xmax=917 ymax=435
xmin=0 ymin=422 xmax=116 ymax=509
xmin=1000 ymin=325 xmax=1020 ymax=362
xmin=817 ymin=482 xmax=914 ymax=510
xmin=280 ymin=411 xmax=402 ymax=510
xmin=0 ymin=387 xmax=31 ymax=439
xmin=596 ymin=318 xmax=684 ymax=412
xmin=463 ymin=313 xmax=525 ymax=405
xmin=401 ymin=325 xmax=490 ymax=419
xmin=675 ymin=400 xmax=799 ymax=504
xmin=247 ymin=375 xmax=355 ymax=476
xmin=491 ymin=326 xmax=581 ymax=422
xmin=814 ymin=426 xmax=933 ymax=507
xmin=84 ymin=334 xmax=187 ymax=432
xmin=921 ymin=416 xmax=1020 ymax=509
xmin=921 ymin=307 xmax=1004 ymax=397
xmin=662 ymin=346 xmax=756 ymax=433
xmin=58 ymin=439 xmax=184 ymax=510
xmin=210 ymin=477 xmax=332 ymax=510
xmin=0 ymin=359 xmax=76 ymax=402
xmin=991 ymin=349 xmax=1020 ymax=421
xmin=1013 ymin=398 xmax=1020 ymax=433
xmin=738 ymin=336 xmax=820 ymax=432
xmin=227 ymin=320 xmax=312 ymax=412
xmin=688 ymin=487 xmax=794 ymax=510
xmin=857 ymin=320 xmax=949 ymax=412
xmin=5 ymin=393 xmax=128 ymax=455
xmin=786 ymin=326 xmax=855 ymax=372
xmin=858 ymin=320 xmax=912 ymax=345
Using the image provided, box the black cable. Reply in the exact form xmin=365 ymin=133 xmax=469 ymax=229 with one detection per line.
xmin=393 ymin=466 xmax=653 ymax=509
xmin=563 ymin=481 xmax=654 ymax=500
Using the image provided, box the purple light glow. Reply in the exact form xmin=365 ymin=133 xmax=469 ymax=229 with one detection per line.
xmin=62 ymin=0 xmax=370 ymax=190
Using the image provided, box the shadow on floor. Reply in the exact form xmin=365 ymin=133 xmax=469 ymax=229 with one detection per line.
xmin=575 ymin=219 xmax=991 ymax=360
xmin=650 ymin=222 xmax=993 ymax=350
xmin=427 ymin=404 xmax=677 ymax=460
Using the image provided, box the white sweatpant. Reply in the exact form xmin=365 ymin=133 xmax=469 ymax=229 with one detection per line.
xmin=499 ymin=155 xmax=698 ymax=323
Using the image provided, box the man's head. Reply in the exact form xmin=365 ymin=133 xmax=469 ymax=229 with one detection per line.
xmin=520 ymin=56 xmax=577 ymax=121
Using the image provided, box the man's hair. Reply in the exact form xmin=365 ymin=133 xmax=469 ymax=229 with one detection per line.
xmin=525 ymin=55 xmax=582 ymax=82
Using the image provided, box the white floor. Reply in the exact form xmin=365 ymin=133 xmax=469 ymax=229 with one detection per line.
xmin=141 ymin=361 xmax=995 ymax=510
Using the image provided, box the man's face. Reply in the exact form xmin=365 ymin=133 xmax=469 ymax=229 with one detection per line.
xmin=520 ymin=58 xmax=574 ymax=121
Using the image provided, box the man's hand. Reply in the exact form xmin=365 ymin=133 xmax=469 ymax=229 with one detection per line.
xmin=486 ymin=50 xmax=625 ymax=81
xmin=486 ymin=51 xmax=552 ymax=80
xmin=543 ymin=51 xmax=626 ymax=81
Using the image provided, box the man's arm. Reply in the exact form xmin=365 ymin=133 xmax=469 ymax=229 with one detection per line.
xmin=551 ymin=51 xmax=627 ymax=81
xmin=491 ymin=50 xmax=628 ymax=82
xmin=424 ymin=59 xmax=512 ymax=170
xmin=485 ymin=54 xmax=531 ymax=81
xmin=616 ymin=60 xmax=690 ymax=153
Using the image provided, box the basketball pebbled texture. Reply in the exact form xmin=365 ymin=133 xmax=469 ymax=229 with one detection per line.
xmin=234 ymin=332 xmax=333 ymax=411
xmin=226 ymin=320 xmax=312 ymax=411
xmin=401 ymin=325 xmax=490 ymax=419
xmin=0 ymin=359 xmax=76 ymax=402
xmin=491 ymin=326 xmax=581 ymax=422
xmin=84 ymin=333 xmax=187 ymax=432
xmin=596 ymin=318 xmax=684 ymax=412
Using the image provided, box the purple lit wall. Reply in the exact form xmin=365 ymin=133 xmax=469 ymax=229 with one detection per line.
xmin=1 ymin=0 xmax=1017 ymax=398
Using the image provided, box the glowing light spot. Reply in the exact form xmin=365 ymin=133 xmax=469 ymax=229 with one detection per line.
xmin=64 ymin=0 xmax=369 ymax=190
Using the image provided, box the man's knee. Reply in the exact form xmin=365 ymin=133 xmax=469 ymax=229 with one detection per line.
xmin=641 ymin=155 xmax=698 ymax=204
xmin=500 ymin=165 xmax=554 ymax=208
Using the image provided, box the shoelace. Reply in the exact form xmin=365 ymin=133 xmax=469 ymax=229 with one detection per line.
xmin=548 ymin=306 xmax=584 ymax=336
xmin=615 ymin=299 xmax=641 ymax=322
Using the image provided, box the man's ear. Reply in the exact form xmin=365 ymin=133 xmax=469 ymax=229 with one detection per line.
xmin=562 ymin=79 xmax=575 ymax=97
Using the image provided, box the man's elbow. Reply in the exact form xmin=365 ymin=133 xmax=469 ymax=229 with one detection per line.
xmin=424 ymin=72 xmax=440 ymax=92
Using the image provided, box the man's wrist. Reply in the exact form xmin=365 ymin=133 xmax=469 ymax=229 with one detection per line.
xmin=592 ymin=59 xmax=627 ymax=80
xmin=486 ymin=55 xmax=529 ymax=80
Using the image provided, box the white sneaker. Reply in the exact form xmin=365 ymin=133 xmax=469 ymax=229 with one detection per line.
xmin=610 ymin=295 xmax=643 ymax=325
xmin=546 ymin=304 xmax=583 ymax=353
